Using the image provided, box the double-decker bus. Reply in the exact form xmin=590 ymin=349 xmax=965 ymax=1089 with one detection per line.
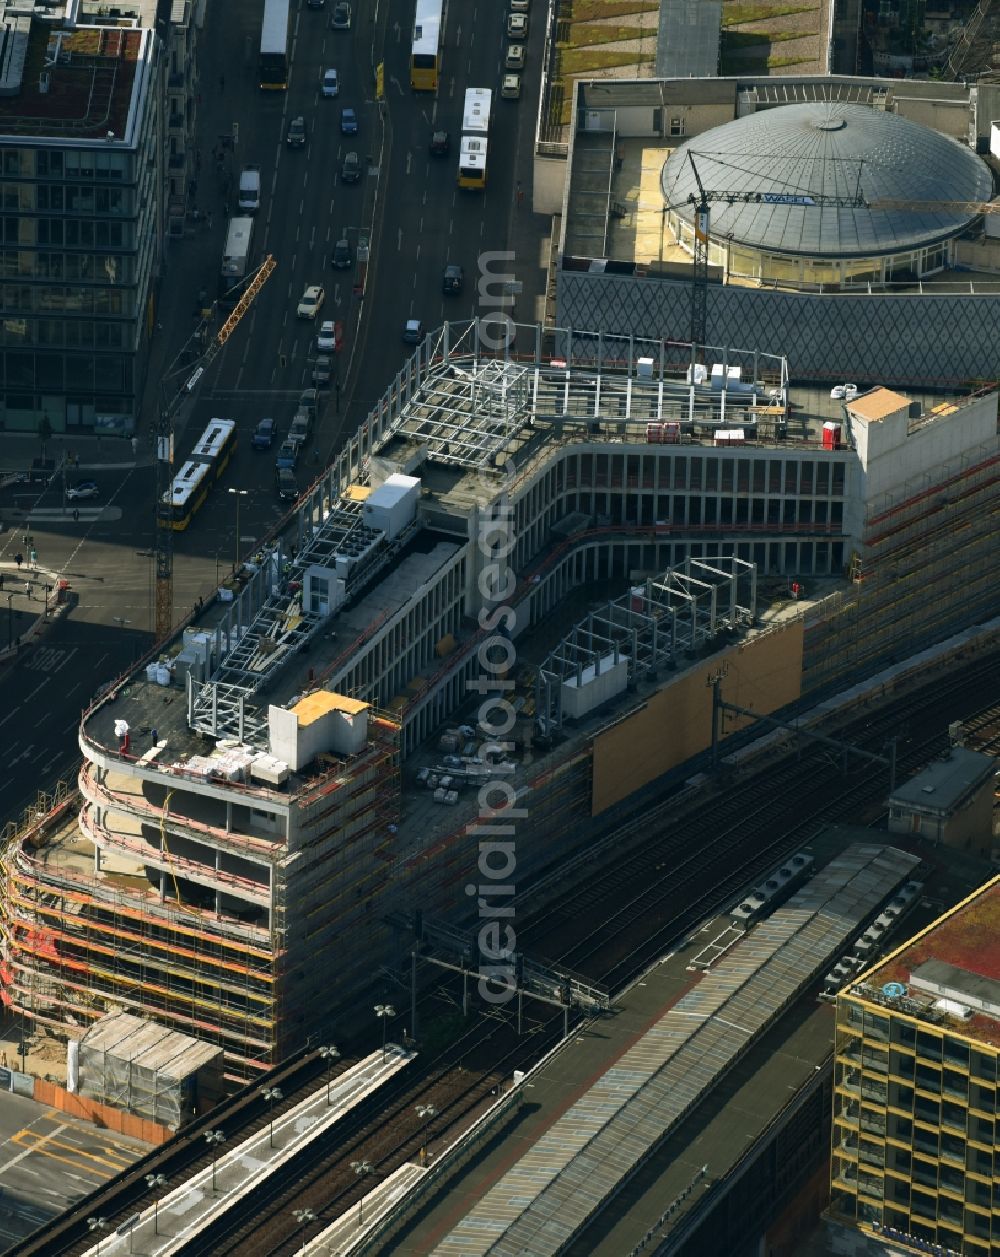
xmin=458 ymin=87 xmax=491 ymax=190
xmin=259 ymin=0 xmax=291 ymax=90
xmin=410 ymin=0 xmax=444 ymax=91
xmin=161 ymin=418 xmax=237 ymax=530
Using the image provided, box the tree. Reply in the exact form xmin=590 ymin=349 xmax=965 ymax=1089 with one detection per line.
xmin=37 ymin=416 xmax=53 ymax=464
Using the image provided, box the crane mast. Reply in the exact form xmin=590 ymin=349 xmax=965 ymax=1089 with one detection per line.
xmin=154 ymin=256 xmax=277 ymax=642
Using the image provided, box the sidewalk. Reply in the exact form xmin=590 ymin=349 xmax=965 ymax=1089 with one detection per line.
xmin=0 ymin=559 xmax=71 ymax=663
xmin=0 ymin=434 xmax=145 ymax=478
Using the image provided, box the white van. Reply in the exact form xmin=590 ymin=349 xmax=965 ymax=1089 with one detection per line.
xmin=238 ymin=166 xmax=261 ymax=214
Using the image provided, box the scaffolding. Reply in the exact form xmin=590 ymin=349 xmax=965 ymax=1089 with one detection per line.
xmin=536 ymin=554 xmax=757 ymax=730
xmin=802 ymin=429 xmax=1000 ymax=694
xmin=0 ymin=715 xmax=401 ymax=1083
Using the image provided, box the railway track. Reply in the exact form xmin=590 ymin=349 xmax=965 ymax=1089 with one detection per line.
xmin=14 ymin=651 xmax=1000 ymax=1256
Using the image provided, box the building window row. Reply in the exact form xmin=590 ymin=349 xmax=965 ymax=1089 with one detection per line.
xmin=1 ymin=184 xmax=133 ymax=214
xmin=4 ymin=149 xmax=130 ymax=180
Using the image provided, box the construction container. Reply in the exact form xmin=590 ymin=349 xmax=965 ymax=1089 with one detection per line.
xmin=363 ymin=473 xmax=420 ymax=539
xmin=77 ymin=1013 xmax=224 ymax=1130
xmin=822 ymin=421 xmax=842 ymax=450
xmin=713 ymin=428 xmax=746 ymax=447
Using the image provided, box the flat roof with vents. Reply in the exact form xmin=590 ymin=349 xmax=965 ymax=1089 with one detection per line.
xmin=0 ymin=17 xmax=148 ymax=140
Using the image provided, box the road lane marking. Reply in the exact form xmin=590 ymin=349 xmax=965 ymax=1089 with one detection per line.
xmin=0 ymin=1124 xmax=69 ymax=1173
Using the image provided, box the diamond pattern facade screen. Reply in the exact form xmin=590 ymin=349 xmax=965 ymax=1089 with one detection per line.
xmin=557 ymin=271 xmax=1000 ymax=386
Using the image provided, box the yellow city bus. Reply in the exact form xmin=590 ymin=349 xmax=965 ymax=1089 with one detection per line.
xmin=410 ymin=0 xmax=444 ymax=91
xmin=457 ymin=88 xmax=491 ymax=190
xmin=160 ymin=418 xmax=237 ymax=530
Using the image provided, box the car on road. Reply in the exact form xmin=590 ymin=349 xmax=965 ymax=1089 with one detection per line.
xmin=333 ymin=238 xmax=352 ymax=269
xmin=330 ymin=0 xmax=351 ymax=27
xmin=501 ymin=72 xmax=521 ymax=99
xmin=276 ymin=468 xmax=299 ymax=502
xmin=313 ymin=355 xmax=333 ymax=385
xmin=65 ymin=481 xmax=99 ymax=501
xmin=289 ymin=412 xmax=312 ymax=448
xmin=505 ymin=43 xmax=525 ymax=69
xmin=298 ymin=389 xmax=319 ymax=419
xmin=402 ymin=319 xmax=424 ymax=344
xmin=251 ymin=417 xmax=277 ymax=450
xmin=442 ymin=264 xmax=464 ymax=295
xmin=297 ymin=285 xmax=325 ymax=319
xmin=429 ymin=130 xmax=450 ymax=157
xmin=340 ymin=151 xmax=361 ymax=183
xmin=286 ymin=116 xmax=306 ymax=148
xmin=507 ymin=11 xmax=528 ymax=35
xmin=340 ymin=107 xmax=358 ymax=135
xmin=306 ymin=0 xmax=324 ymax=8
xmin=510 ymin=0 xmax=529 ymax=9
xmin=275 ymin=440 xmax=299 ymax=470
xmin=317 ymin=320 xmax=337 ymax=351
xmin=830 ymin=383 xmax=859 ymax=400
xmin=322 ymin=68 xmax=339 ymax=97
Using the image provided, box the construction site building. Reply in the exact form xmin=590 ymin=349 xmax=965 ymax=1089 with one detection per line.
xmin=1 ymin=321 xmax=997 ymax=1081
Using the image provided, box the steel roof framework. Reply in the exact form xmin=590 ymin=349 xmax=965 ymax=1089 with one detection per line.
xmin=537 ymin=555 xmax=757 ymax=731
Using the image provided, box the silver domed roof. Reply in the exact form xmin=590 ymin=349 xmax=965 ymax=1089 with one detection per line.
xmin=661 ymin=101 xmax=994 ymax=258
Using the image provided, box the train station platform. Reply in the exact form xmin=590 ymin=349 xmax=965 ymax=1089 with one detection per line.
xmin=388 ymin=843 xmax=917 ymax=1256
xmin=73 ymin=1045 xmax=414 ymax=1257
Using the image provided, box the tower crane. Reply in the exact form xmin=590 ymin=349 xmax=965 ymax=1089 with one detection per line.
xmin=682 ymin=152 xmax=865 ymax=352
xmin=154 ymin=256 xmax=276 ymax=641
xmin=678 ymin=152 xmax=1000 ymax=352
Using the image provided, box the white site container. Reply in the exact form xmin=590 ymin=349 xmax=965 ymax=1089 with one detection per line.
xmin=363 ymin=473 xmax=420 ymax=540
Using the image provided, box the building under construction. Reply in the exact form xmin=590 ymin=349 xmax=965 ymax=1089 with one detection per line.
xmin=1 ymin=322 xmax=997 ymax=1082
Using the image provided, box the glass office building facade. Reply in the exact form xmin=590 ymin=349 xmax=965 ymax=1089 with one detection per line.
xmin=0 ymin=20 xmax=162 ymax=435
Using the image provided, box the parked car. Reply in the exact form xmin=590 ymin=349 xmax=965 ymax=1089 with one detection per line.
xmin=505 ymin=43 xmax=525 ymax=69
xmin=297 ymin=284 xmax=325 ymax=319
xmin=442 ymin=264 xmax=464 ymax=295
xmin=429 ymin=130 xmax=450 ymax=157
xmin=501 ymin=72 xmax=521 ymax=99
xmin=333 ymin=238 xmax=352 ymax=269
xmin=402 ymin=319 xmax=424 ymax=344
xmin=286 ymin=115 xmax=306 ymax=148
xmin=276 ymin=467 xmax=299 ymax=502
xmin=507 ymin=11 xmax=528 ymax=36
xmin=330 ymin=0 xmax=351 ymax=28
xmin=340 ymin=151 xmax=361 ymax=183
xmin=317 ymin=320 xmax=337 ymax=352
xmin=313 ymin=354 xmax=333 ymax=385
xmin=275 ymin=440 xmax=299 ymax=470
xmin=340 ymin=107 xmax=358 ymax=135
xmin=251 ymin=417 xmax=277 ymax=450
xmin=65 ymin=480 xmax=99 ymax=501
xmin=322 ymin=68 xmax=339 ymax=97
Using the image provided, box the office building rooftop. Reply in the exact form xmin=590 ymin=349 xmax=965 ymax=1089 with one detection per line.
xmin=859 ymin=877 xmax=1000 ymax=1046
xmin=0 ymin=8 xmax=148 ymax=142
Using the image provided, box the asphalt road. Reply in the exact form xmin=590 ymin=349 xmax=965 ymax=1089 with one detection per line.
xmin=173 ymin=0 xmax=538 ymax=559
xmin=0 ymin=1090 xmax=147 ymax=1252
xmin=0 ymin=0 xmax=542 ymax=826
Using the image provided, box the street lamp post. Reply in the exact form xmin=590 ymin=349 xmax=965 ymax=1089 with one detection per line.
xmin=204 ymin=1129 xmax=225 ymax=1194
xmin=227 ymin=487 xmax=249 ymax=573
xmin=374 ymin=1003 xmax=395 ymax=1060
xmin=263 ymin=1085 xmax=283 ymax=1148
xmin=87 ymin=1216 xmax=109 ymax=1256
xmin=351 ymin=1160 xmax=373 ymax=1225
xmin=318 ymin=1044 xmax=340 ymax=1105
xmin=6 ymin=593 xmax=13 ymax=650
xmin=145 ymin=1172 xmax=168 ymax=1235
xmin=415 ymin=1103 xmax=437 ymax=1166
xmin=292 ymin=1207 xmax=316 ymax=1238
